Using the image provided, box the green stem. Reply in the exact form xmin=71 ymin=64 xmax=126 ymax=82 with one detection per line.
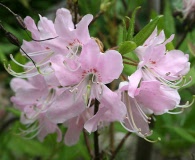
xmin=94 ymin=99 xmax=100 ymax=160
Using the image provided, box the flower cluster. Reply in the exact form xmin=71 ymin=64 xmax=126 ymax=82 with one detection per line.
xmin=8 ymin=8 xmax=191 ymax=145
xmin=119 ymin=28 xmax=191 ymax=138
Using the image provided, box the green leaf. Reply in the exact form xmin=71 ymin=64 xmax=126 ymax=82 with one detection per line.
xmin=122 ymin=19 xmax=127 ymax=41
xmin=123 ymin=63 xmax=136 ymax=75
xmin=7 ymin=135 xmax=51 ymax=157
xmin=127 ymin=6 xmax=141 ymax=40
xmin=167 ymin=127 xmax=195 ymax=143
xmin=133 ymin=15 xmax=163 ymax=46
xmin=164 ymin=0 xmax=175 ymax=38
xmin=6 ymin=107 xmax=21 ymax=117
xmin=118 ymin=41 xmax=137 ymax=55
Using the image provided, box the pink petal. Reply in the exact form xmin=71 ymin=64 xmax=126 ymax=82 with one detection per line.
xmin=64 ymin=116 xmax=84 ymax=146
xmin=54 ymin=8 xmax=74 ymax=39
xmin=122 ymin=96 xmax=151 ymax=137
xmin=38 ymin=114 xmax=62 ymax=142
xmin=96 ymin=50 xmax=123 ymax=83
xmin=127 ymin=69 xmax=142 ymax=98
xmin=155 ymin=50 xmax=190 ymax=80
xmin=135 ymin=81 xmax=180 ymax=115
xmin=85 ymin=85 xmax=126 ymax=133
xmin=75 ymin=14 xmax=93 ymax=43
xmin=38 ymin=15 xmax=57 ymax=39
xmin=50 ymin=55 xmax=82 ymax=86
xmin=24 ymin=16 xmax=40 ymax=39
xmin=47 ymin=89 xmax=85 ymax=123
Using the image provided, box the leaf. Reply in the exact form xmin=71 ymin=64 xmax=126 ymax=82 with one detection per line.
xmin=6 ymin=107 xmax=21 ymax=117
xmin=122 ymin=63 xmax=136 ymax=76
xmin=7 ymin=135 xmax=51 ymax=157
xmin=133 ymin=15 xmax=163 ymax=46
xmin=118 ymin=41 xmax=137 ymax=55
xmin=163 ymin=0 xmax=175 ymax=38
xmin=167 ymin=127 xmax=195 ymax=143
xmin=188 ymin=41 xmax=195 ymax=57
xmin=127 ymin=6 xmax=141 ymax=40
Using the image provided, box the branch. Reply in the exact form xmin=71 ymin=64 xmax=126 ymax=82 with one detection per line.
xmin=94 ymin=99 xmax=100 ymax=160
xmin=110 ymin=132 xmax=131 ymax=160
xmin=83 ymin=129 xmax=94 ymax=158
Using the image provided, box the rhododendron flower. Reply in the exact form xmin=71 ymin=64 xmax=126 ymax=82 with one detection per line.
xmin=128 ymin=29 xmax=190 ymax=97
xmin=119 ymin=80 xmax=181 ymax=137
xmin=6 ymin=8 xmax=93 ymax=78
xmin=47 ymin=40 xmax=126 ymax=129
xmin=10 ymin=75 xmax=62 ymax=141
xmin=135 ymin=28 xmax=174 ymax=54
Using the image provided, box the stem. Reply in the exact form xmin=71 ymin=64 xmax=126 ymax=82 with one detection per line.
xmin=73 ymin=0 xmax=78 ymax=25
xmin=94 ymin=99 xmax=100 ymax=160
xmin=91 ymin=11 xmax=104 ymax=25
xmin=123 ymin=61 xmax=138 ymax=66
xmin=110 ymin=132 xmax=131 ymax=160
xmin=121 ymin=0 xmax=128 ymax=11
xmin=109 ymin=123 xmax=114 ymax=154
xmin=135 ymin=137 xmax=153 ymax=160
xmin=122 ymin=56 xmax=138 ymax=63
xmin=175 ymin=31 xmax=188 ymax=49
xmin=83 ymin=129 xmax=94 ymax=158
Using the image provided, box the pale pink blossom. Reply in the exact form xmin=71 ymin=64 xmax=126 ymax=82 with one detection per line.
xmin=128 ymin=29 xmax=190 ymax=97
xmin=6 ymin=8 xmax=93 ymax=79
xmin=119 ymin=80 xmax=181 ymax=137
xmin=10 ymin=75 xmax=62 ymax=141
xmin=47 ymin=40 xmax=126 ymax=131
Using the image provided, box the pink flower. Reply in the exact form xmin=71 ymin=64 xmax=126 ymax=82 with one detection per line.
xmin=6 ymin=8 xmax=93 ymax=79
xmin=47 ymin=40 xmax=126 ymax=131
xmin=119 ymin=80 xmax=181 ymax=137
xmin=128 ymin=29 xmax=190 ymax=97
xmin=10 ymin=75 xmax=62 ymax=142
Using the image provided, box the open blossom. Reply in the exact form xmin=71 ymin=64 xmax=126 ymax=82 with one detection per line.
xmin=119 ymin=80 xmax=181 ymax=137
xmin=128 ymin=29 xmax=190 ymax=97
xmin=47 ymin=39 xmax=126 ymax=130
xmin=10 ymin=75 xmax=62 ymax=141
xmin=6 ymin=8 xmax=93 ymax=79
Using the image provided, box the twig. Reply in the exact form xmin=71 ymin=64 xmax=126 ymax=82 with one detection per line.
xmin=91 ymin=11 xmax=104 ymax=25
xmin=73 ymin=0 xmax=78 ymax=25
xmin=109 ymin=123 xmax=114 ymax=154
xmin=110 ymin=132 xmax=131 ymax=160
xmin=122 ymin=55 xmax=138 ymax=63
xmin=123 ymin=61 xmax=138 ymax=66
xmin=175 ymin=30 xmax=188 ymax=49
xmin=121 ymin=0 xmax=128 ymax=11
xmin=94 ymin=99 xmax=100 ymax=160
xmin=83 ymin=129 xmax=94 ymax=158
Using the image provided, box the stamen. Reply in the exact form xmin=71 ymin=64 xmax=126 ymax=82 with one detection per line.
xmin=133 ymin=99 xmax=151 ymax=123
xmin=176 ymin=95 xmax=195 ymax=108
xmin=143 ymin=66 xmax=189 ymax=89
xmin=26 ymin=49 xmax=52 ymax=57
xmin=143 ymin=136 xmax=161 ymax=143
xmin=10 ymin=54 xmax=49 ymax=68
xmin=63 ymin=60 xmax=81 ymax=72
xmin=167 ymin=108 xmax=184 ymax=114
